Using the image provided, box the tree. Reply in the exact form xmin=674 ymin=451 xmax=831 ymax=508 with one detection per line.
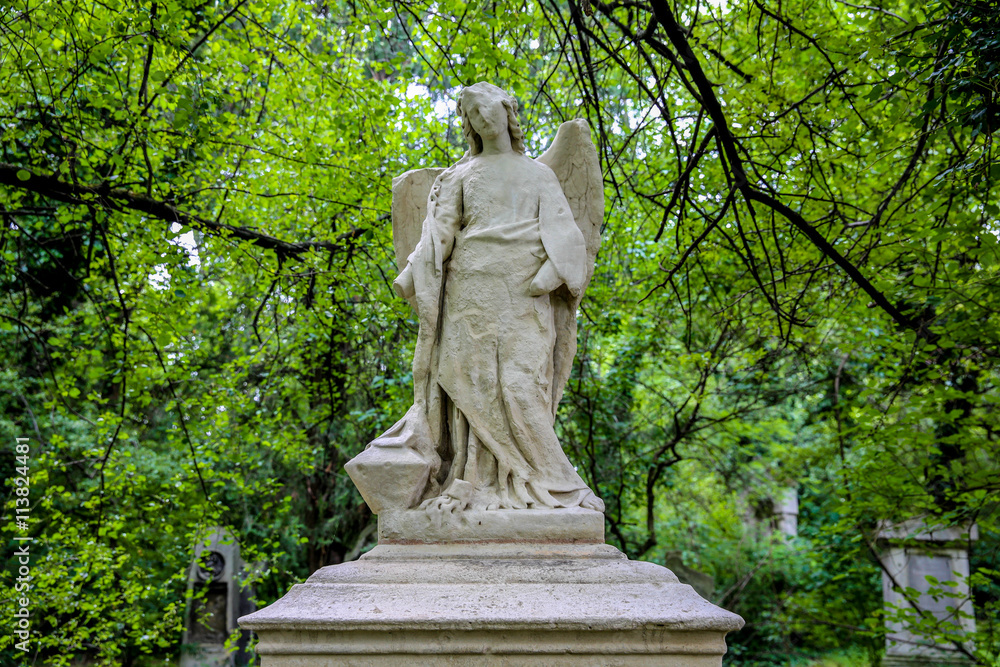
xmin=0 ymin=0 xmax=433 ymax=660
xmin=1 ymin=0 xmax=997 ymax=663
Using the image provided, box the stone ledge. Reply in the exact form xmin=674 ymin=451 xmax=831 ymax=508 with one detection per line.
xmin=884 ymin=657 xmax=973 ymax=667
xmin=377 ymin=508 xmax=605 ymax=544
xmin=306 ymin=543 xmax=668 ymax=586
xmin=253 ymin=628 xmax=728 ymax=655
xmin=241 ymin=543 xmax=742 ymax=633
xmin=877 ymin=519 xmax=979 ymax=543
xmin=241 ymin=582 xmax=731 ymax=631
xmin=253 ymin=649 xmax=725 ymax=667
xmin=360 ymin=541 xmax=624 ymax=561
xmin=239 ymin=542 xmax=744 ymax=666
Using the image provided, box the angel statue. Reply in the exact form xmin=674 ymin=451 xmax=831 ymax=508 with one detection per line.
xmin=347 ymin=82 xmax=605 ymax=516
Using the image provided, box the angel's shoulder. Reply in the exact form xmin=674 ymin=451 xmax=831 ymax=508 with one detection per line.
xmin=441 ymin=159 xmax=472 ymax=179
xmin=432 ymin=160 xmax=473 ymax=193
xmin=521 ymin=154 xmax=560 ymax=181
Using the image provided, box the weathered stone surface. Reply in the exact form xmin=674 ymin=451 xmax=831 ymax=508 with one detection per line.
xmin=377 ymin=507 xmax=604 ymax=544
xmin=878 ymin=519 xmax=979 ymax=543
xmin=183 ymin=528 xmax=253 ymax=667
xmin=345 ymin=435 xmax=432 ymax=514
xmin=239 ymin=542 xmax=744 ymax=666
xmin=878 ymin=519 xmax=978 ymax=665
xmin=664 ymin=551 xmax=715 ymax=600
xmin=391 ymin=168 xmax=444 ymax=274
xmin=246 ymin=633 xmax=730 ymax=667
xmin=353 ymin=83 xmax=606 ymax=518
xmin=238 ymin=83 xmax=745 ymax=665
xmin=883 ymin=656 xmax=975 ymax=667
xmin=774 ymin=487 xmax=799 ymax=538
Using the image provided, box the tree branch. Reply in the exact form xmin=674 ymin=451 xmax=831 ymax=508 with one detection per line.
xmin=0 ymin=163 xmax=362 ymax=257
xmin=743 ymin=188 xmax=919 ymax=331
xmin=644 ymin=0 xmax=922 ymax=334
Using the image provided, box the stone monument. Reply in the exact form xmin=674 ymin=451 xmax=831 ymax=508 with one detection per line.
xmin=878 ymin=519 xmax=978 ymax=666
xmin=182 ymin=528 xmax=254 ymax=667
xmin=774 ymin=487 xmax=799 ymax=539
xmin=239 ymin=82 xmax=744 ymax=665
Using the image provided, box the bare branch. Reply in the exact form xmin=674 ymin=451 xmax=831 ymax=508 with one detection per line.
xmin=0 ymin=163 xmax=362 ymax=257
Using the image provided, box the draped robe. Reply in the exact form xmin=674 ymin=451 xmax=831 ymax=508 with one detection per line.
xmin=397 ymin=152 xmax=599 ymax=510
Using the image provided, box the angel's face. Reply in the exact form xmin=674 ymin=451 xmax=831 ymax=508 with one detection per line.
xmin=463 ymin=91 xmax=508 ymax=141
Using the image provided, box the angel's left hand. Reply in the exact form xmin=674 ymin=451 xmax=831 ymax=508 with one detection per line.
xmin=393 ymin=263 xmax=416 ymax=299
xmin=529 ymin=259 xmax=563 ymax=296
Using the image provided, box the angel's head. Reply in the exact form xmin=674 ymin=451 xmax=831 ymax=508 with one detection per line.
xmin=457 ymin=83 xmax=525 ymax=156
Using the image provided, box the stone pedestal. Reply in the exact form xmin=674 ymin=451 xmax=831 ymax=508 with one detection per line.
xmin=182 ymin=528 xmax=254 ymax=667
xmin=239 ymin=510 xmax=743 ymax=665
xmin=878 ymin=520 xmax=978 ymax=666
xmin=774 ymin=487 xmax=798 ymax=539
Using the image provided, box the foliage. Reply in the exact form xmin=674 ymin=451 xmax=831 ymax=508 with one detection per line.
xmin=903 ymin=0 xmax=1000 ymax=177
xmin=0 ymin=0 xmax=998 ymax=664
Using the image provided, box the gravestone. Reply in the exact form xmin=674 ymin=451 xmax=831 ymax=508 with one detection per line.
xmin=239 ymin=82 xmax=743 ymax=665
xmin=664 ymin=550 xmax=716 ymax=600
xmin=774 ymin=487 xmax=799 ymax=538
xmin=182 ymin=528 xmax=254 ymax=667
xmin=878 ymin=519 xmax=978 ymax=666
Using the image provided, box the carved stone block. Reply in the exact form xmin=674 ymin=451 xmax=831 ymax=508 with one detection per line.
xmin=345 ymin=445 xmax=431 ymax=514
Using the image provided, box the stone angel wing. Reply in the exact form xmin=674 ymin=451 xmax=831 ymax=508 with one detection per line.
xmin=536 ymin=119 xmax=604 ymax=414
xmin=390 ymin=167 xmax=445 ymax=312
xmin=537 ymin=119 xmax=603 ymax=281
xmin=390 ymin=120 xmax=602 ymax=287
xmin=388 ymin=121 xmax=603 ymax=413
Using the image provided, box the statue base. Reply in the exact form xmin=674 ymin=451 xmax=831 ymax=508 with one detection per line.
xmin=239 ymin=525 xmax=744 ymax=666
xmin=884 ymin=658 xmax=973 ymax=667
xmin=378 ymin=507 xmax=605 ymax=543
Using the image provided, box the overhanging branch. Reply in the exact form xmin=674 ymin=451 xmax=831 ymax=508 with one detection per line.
xmin=0 ymin=163 xmax=360 ymax=257
xmin=743 ymin=189 xmax=919 ymax=331
xmin=639 ymin=0 xmax=922 ymax=335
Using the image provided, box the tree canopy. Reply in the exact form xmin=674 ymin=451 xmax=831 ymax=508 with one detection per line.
xmin=1 ymin=0 xmax=997 ymax=664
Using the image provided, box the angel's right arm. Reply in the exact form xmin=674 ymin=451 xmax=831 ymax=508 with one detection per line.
xmin=393 ymin=264 xmax=416 ymax=299
xmin=393 ymin=166 xmax=464 ymax=300
xmin=426 ymin=165 xmax=464 ymax=265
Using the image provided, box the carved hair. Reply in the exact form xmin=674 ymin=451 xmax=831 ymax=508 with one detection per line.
xmin=457 ymin=83 xmax=525 ymax=156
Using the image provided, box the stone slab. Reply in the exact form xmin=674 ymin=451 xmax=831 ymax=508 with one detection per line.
xmin=877 ymin=519 xmax=979 ymax=543
xmin=249 ymin=629 xmax=728 ymax=666
xmin=884 ymin=657 xmax=973 ymax=667
xmin=240 ymin=543 xmax=744 ymax=665
xmin=377 ymin=508 xmax=605 ymax=544
xmin=878 ymin=520 xmax=977 ymax=663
